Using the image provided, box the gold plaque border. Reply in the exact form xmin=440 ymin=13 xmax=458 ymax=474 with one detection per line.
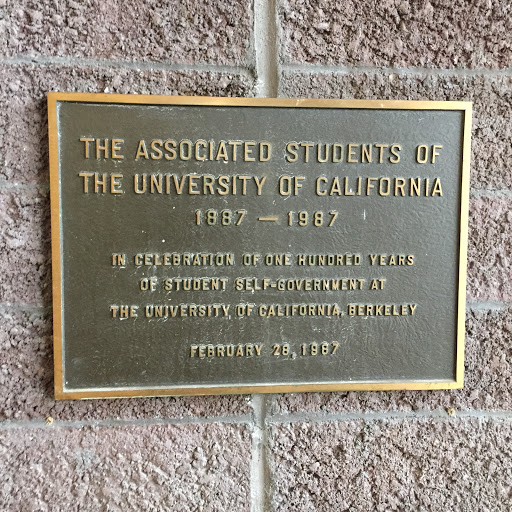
xmin=48 ymin=93 xmax=472 ymax=400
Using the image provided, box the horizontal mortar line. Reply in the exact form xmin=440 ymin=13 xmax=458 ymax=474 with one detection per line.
xmin=0 ymin=303 xmax=51 ymax=314
xmin=269 ymin=409 xmax=512 ymax=425
xmin=0 ymin=54 xmax=254 ymax=77
xmin=0 ymin=414 xmax=253 ymax=431
xmin=281 ymin=62 xmax=512 ymax=78
xmin=0 ymin=180 xmax=49 ymax=191
xmin=467 ymin=301 xmax=511 ymax=312
xmin=471 ymin=189 xmax=512 ymax=199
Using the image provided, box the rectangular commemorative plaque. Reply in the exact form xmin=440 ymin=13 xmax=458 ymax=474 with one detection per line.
xmin=48 ymin=93 xmax=471 ymax=399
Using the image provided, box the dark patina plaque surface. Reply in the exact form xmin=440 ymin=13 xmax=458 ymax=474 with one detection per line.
xmin=48 ymin=94 xmax=471 ymax=399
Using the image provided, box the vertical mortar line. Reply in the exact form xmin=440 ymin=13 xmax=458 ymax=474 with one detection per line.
xmin=251 ymin=1 xmax=279 ymax=509
xmin=254 ymin=0 xmax=279 ymax=97
xmin=250 ymin=394 xmax=271 ymax=512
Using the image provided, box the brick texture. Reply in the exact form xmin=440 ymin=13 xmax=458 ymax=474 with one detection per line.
xmin=273 ymin=307 xmax=512 ymax=414
xmin=0 ymin=423 xmax=251 ymax=511
xmin=0 ymin=0 xmax=252 ymax=65
xmin=280 ymin=72 xmax=512 ymax=190
xmin=270 ymin=418 xmax=512 ymax=511
xmin=0 ymin=189 xmax=51 ymax=305
xmin=0 ymin=64 xmax=254 ymax=184
xmin=468 ymin=198 xmax=512 ymax=302
xmin=279 ymin=0 xmax=512 ymax=69
xmin=0 ymin=310 xmax=251 ymax=421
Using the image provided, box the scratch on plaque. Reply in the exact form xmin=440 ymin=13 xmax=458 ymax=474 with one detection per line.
xmin=363 ymin=209 xmax=366 ymax=220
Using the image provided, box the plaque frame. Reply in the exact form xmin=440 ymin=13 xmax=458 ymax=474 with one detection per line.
xmin=48 ymin=93 xmax=472 ymax=399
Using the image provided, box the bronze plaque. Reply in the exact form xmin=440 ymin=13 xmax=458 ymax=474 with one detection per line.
xmin=48 ymin=94 xmax=471 ymax=399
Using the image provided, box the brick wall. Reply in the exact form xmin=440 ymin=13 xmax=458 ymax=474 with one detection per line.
xmin=0 ymin=1 xmax=511 ymax=510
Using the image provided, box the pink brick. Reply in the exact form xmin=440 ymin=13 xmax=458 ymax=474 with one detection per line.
xmin=0 ymin=189 xmax=51 ymax=305
xmin=271 ymin=418 xmax=512 ymax=511
xmin=0 ymin=310 xmax=251 ymax=420
xmin=0 ymin=423 xmax=251 ymax=511
xmin=0 ymin=0 xmax=252 ymax=65
xmin=280 ymin=0 xmax=512 ymax=69
xmin=273 ymin=307 xmax=512 ymax=414
xmin=468 ymin=198 xmax=512 ymax=302
xmin=280 ymin=72 xmax=512 ymax=190
xmin=0 ymin=63 xmax=254 ymax=183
